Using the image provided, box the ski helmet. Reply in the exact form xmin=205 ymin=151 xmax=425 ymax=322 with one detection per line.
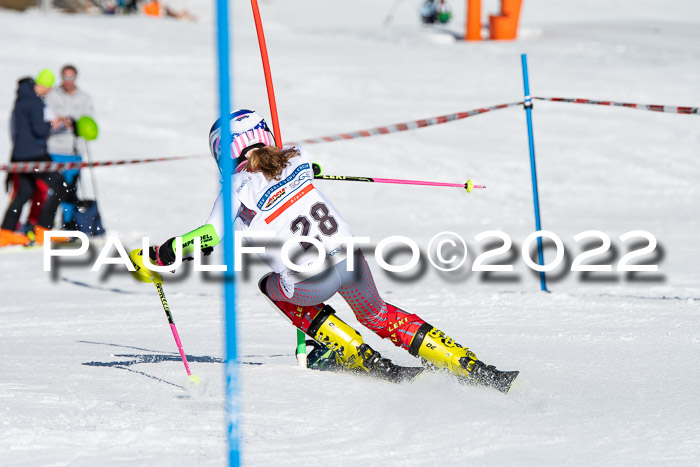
xmin=76 ymin=115 xmax=99 ymax=141
xmin=209 ymin=109 xmax=275 ymax=170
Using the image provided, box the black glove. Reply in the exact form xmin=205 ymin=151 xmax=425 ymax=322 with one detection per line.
xmin=155 ymin=237 xmax=215 ymax=265
xmin=154 ymin=237 xmax=177 ymax=266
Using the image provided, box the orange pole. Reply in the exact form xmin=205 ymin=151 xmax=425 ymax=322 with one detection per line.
xmin=250 ymin=0 xmax=283 ymax=147
xmin=465 ymin=0 xmax=482 ymax=41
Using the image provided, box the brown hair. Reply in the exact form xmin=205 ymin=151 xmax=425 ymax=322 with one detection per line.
xmin=246 ymin=146 xmax=300 ymax=181
xmin=61 ymin=64 xmax=78 ymax=75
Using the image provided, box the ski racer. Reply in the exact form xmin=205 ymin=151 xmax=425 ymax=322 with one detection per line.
xmin=129 ymin=109 xmax=518 ymax=393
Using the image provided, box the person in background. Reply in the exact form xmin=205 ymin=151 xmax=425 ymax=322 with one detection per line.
xmin=436 ymin=0 xmax=452 ymax=24
xmin=0 ymin=70 xmax=70 ymax=247
xmin=420 ymin=0 xmax=437 ymax=24
xmin=46 ymin=65 xmax=94 ymax=155
xmin=45 ymin=64 xmax=96 ymax=229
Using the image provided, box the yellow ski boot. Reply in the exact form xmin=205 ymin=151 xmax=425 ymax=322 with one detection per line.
xmin=307 ymin=306 xmax=423 ymax=383
xmin=408 ymin=323 xmax=518 ymax=394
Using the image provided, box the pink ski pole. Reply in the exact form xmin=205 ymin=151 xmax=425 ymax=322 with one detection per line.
xmin=312 ymin=163 xmax=485 ymax=193
xmin=153 ymin=280 xmax=199 ymax=385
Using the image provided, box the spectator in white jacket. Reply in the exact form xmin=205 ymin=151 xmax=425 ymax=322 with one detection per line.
xmin=45 ymin=64 xmax=96 ymax=229
xmin=46 ymin=64 xmax=95 ymax=157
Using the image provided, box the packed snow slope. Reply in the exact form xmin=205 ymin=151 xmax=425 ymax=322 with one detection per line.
xmin=1 ymin=1 xmax=699 ymax=465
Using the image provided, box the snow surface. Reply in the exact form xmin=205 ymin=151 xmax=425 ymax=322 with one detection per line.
xmin=1 ymin=1 xmax=700 ymax=465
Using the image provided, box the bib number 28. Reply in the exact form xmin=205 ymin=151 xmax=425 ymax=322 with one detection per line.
xmin=290 ymin=202 xmax=339 ymax=251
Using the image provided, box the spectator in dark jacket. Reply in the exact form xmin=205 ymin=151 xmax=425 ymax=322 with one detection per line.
xmin=1 ymin=71 xmax=71 ymax=247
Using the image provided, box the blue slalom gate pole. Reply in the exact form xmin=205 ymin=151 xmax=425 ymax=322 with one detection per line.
xmin=520 ymin=54 xmax=548 ymax=292
xmin=215 ymin=0 xmax=240 ymax=465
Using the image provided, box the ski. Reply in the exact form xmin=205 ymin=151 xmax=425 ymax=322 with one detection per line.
xmin=420 ymin=359 xmax=519 ymax=394
xmin=304 ymin=340 xmax=518 ymax=392
xmin=302 ymin=340 xmax=425 ymax=384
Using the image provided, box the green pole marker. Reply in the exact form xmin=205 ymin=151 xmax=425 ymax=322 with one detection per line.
xmin=296 ymin=331 xmax=307 ymax=367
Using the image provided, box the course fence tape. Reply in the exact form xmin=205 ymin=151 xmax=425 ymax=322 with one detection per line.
xmin=285 ymin=101 xmax=524 ymax=146
xmin=4 ymin=97 xmax=698 ymax=173
xmin=1 ymin=154 xmax=203 ymax=174
xmin=533 ymin=97 xmax=700 ymax=115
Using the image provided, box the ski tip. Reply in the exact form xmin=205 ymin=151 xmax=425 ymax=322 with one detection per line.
xmin=500 ymin=371 xmax=519 ymax=394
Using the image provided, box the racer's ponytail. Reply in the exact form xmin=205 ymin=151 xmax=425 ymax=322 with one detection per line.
xmin=247 ymin=146 xmax=300 ymax=181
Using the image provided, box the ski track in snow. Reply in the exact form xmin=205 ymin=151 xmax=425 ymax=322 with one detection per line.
xmin=1 ymin=0 xmax=700 ymax=465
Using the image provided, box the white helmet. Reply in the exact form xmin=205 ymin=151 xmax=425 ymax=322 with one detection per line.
xmin=209 ymin=109 xmax=275 ymax=170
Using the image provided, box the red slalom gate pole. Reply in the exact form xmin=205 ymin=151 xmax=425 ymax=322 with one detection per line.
xmin=250 ymin=0 xmax=308 ymax=367
xmin=251 ymin=0 xmax=283 ymax=146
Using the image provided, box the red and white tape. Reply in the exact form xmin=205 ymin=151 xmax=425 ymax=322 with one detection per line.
xmin=286 ymin=101 xmax=524 ymax=146
xmin=533 ymin=97 xmax=699 ymax=115
xmin=0 ymin=155 xmax=203 ymax=174
xmin=4 ymin=97 xmax=696 ymax=173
